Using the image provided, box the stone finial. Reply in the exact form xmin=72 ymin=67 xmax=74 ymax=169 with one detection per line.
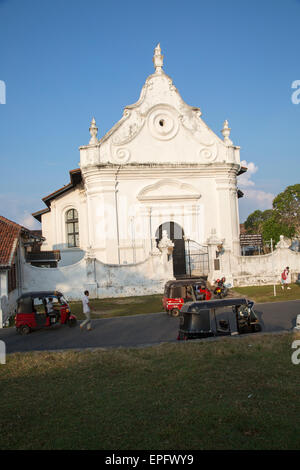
xmin=153 ymin=43 xmax=164 ymax=73
xmin=276 ymin=235 xmax=290 ymax=249
xmin=89 ymin=117 xmax=98 ymax=145
xmin=221 ymin=119 xmax=233 ymax=146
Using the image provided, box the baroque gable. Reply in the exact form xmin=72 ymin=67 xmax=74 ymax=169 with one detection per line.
xmin=80 ymin=44 xmax=241 ymax=169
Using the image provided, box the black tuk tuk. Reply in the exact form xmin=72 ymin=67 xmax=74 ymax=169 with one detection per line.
xmin=177 ymin=297 xmax=261 ymax=340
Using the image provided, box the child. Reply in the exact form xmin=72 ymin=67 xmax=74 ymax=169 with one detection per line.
xmin=281 ymin=267 xmax=291 ymax=290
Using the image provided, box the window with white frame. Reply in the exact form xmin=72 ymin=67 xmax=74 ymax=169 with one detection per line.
xmin=65 ymin=209 xmax=79 ymax=248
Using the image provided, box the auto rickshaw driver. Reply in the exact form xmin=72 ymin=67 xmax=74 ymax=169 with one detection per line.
xmin=185 ymin=286 xmax=195 ymax=302
xmin=195 ymin=283 xmax=212 ymax=301
xmin=46 ymin=297 xmax=59 ymax=324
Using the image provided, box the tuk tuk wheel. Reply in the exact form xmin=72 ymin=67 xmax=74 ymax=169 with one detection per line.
xmin=171 ymin=308 xmax=180 ymax=317
xmin=177 ymin=332 xmax=188 ymax=341
xmin=67 ymin=318 xmax=77 ymax=327
xmin=18 ymin=325 xmax=31 ymax=335
xmin=252 ymin=323 xmax=262 ymax=333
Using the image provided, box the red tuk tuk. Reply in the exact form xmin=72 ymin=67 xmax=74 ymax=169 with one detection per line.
xmin=163 ymin=278 xmax=211 ymax=317
xmin=15 ymin=291 xmax=77 ymax=335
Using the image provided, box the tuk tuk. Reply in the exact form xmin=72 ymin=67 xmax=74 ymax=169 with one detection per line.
xmin=163 ymin=278 xmax=211 ymax=317
xmin=177 ymin=297 xmax=261 ymax=340
xmin=15 ymin=291 xmax=77 ymax=335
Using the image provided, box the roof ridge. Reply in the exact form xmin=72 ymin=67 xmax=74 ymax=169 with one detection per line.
xmin=0 ymin=214 xmax=30 ymax=232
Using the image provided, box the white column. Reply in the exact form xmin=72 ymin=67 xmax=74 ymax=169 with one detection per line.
xmin=216 ymin=176 xmax=240 ymax=255
xmin=98 ymin=183 xmax=120 ymax=264
xmin=85 ymin=192 xmax=95 ymax=249
xmin=229 ymin=187 xmax=241 ymax=256
xmin=216 ymin=178 xmax=233 ymax=250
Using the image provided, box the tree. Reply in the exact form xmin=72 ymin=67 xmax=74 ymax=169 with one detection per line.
xmin=243 ymin=184 xmax=300 ymax=245
xmin=244 ymin=209 xmax=273 ymax=234
xmin=272 ymin=184 xmax=300 ymax=237
xmin=261 ymin=214 xmax=294 ymax=245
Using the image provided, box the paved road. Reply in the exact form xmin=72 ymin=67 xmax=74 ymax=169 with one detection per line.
xmin=1 ymin=300 xmax=299 ymax=354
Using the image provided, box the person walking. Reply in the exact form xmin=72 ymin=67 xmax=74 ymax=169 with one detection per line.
xmin=80 ymin=290 xmax=95 ymax=331
xmin=281 ymin=266 xmax=291 ymax=290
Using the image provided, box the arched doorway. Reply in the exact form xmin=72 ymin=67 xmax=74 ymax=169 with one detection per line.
xmin=156 ymin=222 xmax=186 ymax=277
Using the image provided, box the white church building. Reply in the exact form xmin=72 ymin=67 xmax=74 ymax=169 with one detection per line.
xmin=31 ymin=44 xmax=249 ymax=298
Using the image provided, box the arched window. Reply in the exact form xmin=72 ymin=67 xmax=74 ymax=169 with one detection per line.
xmin=65 ymin=209 xmax=79 ymax=248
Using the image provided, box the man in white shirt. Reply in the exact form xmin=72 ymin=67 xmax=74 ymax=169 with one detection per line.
xmin=80 ymin=290 xmax=94 ymax=331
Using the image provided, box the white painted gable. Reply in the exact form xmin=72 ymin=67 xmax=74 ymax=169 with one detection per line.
xmin=80 ymin=44 xmax=241 ymax=168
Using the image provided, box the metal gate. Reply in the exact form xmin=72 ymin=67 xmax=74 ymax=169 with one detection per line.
xmin=185 ymin=240 xmax=209 ymax=277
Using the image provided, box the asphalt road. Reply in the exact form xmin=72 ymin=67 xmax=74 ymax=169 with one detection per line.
xmin=1 ymin=300 xmax=299 ymax=354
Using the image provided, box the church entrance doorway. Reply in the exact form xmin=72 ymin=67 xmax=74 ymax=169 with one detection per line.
xmin=156 ymin=222 xmax=186 ymax=277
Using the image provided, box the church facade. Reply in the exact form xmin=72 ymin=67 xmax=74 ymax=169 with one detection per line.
xmin=33 ymin=45 xmax=245 ymax=284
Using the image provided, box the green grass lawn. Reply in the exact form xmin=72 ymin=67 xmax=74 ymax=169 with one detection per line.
xmin=1 ymin=332 xmax=299 ymax=450
xmin=69 ymin=294 xmax=164 ymax=320
xmin=69 ymin=284 xmax=300 ymax=322
xmin=233 ymin=283 xmax=300 ymax=303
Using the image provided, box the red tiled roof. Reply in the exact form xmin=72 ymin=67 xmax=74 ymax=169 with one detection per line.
xmin=0 ymin=216 xmax=30 ymax=268
xmin=240 ymin=223 xmax=247 ymax=234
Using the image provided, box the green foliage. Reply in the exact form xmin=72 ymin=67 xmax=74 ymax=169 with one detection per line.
xmin=244 ymin=209 xmax=273 ymax=234
xmin=244 ymin=184 xmax=300 ymax=242
xmin=272 ymin=184 xmax=300 ymax=236
xmin=261 ymin=214 xmax=294 ymax=245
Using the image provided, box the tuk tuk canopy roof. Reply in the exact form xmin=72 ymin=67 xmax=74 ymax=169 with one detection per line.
xmin=164 ymin=278 xmax=207 ymax=288
xmin=181 ymin=297 xmax=250 ymax=312
xmin=17 ymin=291 xmax=64 ymax=301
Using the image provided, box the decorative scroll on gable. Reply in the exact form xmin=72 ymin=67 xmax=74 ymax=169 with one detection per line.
xmin=111 ymin=110 xmax=145 ymax=146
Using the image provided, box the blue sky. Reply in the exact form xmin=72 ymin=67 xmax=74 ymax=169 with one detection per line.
xmin=0 ymin=0 xmax=299 ymax=229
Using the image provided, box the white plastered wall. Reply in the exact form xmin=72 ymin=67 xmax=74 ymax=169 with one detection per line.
xmin=40 ymin=187 xmax=87 ymax=266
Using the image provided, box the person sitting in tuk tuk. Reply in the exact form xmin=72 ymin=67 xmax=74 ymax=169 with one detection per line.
xmin=46 ymin=297 xmax=59 ymax=324
xmin=194 ymin=283 xmax=211 ymax=301
xmin=185 ymin=286 xmax=194 ymax=302
xmin=195 ymin=284 xmax=206 ymax=301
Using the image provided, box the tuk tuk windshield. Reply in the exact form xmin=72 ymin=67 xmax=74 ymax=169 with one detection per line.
xmin=17 ymin=297 xmax=33 ymax=314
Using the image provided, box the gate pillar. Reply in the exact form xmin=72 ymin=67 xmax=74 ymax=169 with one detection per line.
xmin=207 ymin=230 xmax=224 ymax=285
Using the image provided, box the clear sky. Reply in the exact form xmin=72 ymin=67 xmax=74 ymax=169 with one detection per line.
xmin=0 ymin=0 xmax=299 ymax=229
